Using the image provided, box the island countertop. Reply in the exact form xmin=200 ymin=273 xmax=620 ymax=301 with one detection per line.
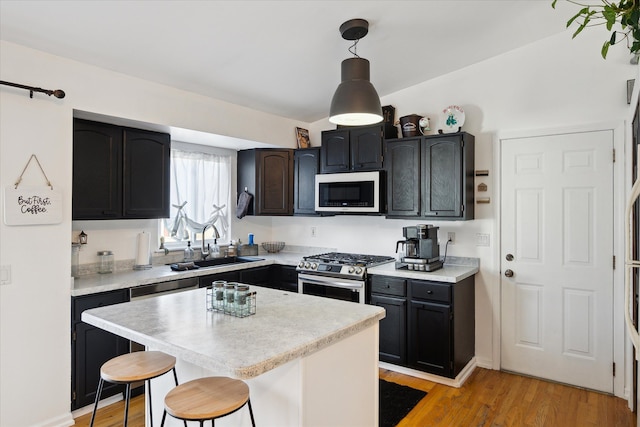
xmin=82 ymin=285 xmax=385 ymax=380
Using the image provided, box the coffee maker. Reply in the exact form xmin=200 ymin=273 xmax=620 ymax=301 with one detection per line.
xmin=395 ymin=224 xmax=443 ymax=272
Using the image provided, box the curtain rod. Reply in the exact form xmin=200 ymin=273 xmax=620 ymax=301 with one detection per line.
xmin=0 ymin=80 xmax=65 ymax=99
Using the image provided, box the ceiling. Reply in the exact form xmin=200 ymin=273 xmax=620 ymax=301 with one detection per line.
xmin=0 ymin=1 xmax=571 ymax=125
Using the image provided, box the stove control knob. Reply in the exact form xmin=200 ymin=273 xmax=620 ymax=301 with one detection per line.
xmin=304 ymin=262 xmax=311 ymax=269
xmin=310 ymin=263 xmax=318 ymax=270
xmin=298 ymin=261 xmax=305 ymax=268
xmin=355 ymin=267 xmax=363 ymax=275
xmin=348 ymin=266 xmax=355 ymax=274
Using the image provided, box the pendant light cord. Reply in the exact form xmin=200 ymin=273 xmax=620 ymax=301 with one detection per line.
xmin=348 ymin=38 xmax=360 ymax=58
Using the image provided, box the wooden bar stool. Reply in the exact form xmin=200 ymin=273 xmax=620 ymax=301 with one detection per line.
xmin=160 ymin=376 xmax=256 ymax=427
xmin=89 ymin=351 xmax=179 ymax=427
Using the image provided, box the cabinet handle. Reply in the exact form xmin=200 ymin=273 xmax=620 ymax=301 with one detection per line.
xmin=426 ymin=290 xmax=433 ymax=294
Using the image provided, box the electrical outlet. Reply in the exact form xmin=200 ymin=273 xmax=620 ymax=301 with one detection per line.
xmin=311 ymin=226 xmax=317 ymax=237
xmin=447 ymin=232 xmax=455 ymax=244
xmin=476 ymin=233 xmax=490 ymax=247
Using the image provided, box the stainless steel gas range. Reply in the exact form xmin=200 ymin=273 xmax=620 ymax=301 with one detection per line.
xmin=296 ymin=252 xmax=395 ymax=304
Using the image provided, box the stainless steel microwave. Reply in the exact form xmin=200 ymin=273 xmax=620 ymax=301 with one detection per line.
xmin=315 ymin=171 xmax=384 ymax=214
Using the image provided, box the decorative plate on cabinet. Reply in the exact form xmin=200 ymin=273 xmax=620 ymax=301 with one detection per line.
xmin=439 ymin=105 xmax=465 ymax=133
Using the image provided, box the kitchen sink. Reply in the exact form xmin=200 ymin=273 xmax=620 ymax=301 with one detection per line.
xmin=193 ymin=256 xmax=264 ymax=268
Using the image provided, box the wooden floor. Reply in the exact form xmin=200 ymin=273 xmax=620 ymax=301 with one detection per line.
xmin=75 ymin=367 xmax=636 ymax=427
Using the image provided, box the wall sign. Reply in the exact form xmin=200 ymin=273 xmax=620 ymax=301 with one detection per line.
xmin=3 ymin=185 xmax=63 ymax=225
xmin=3 ymin=154 xmax=62 ymax=226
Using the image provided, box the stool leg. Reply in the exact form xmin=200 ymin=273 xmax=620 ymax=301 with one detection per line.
xmin=170 ymin=368 xmax=188 ymax=427
xmin=160 ymin=409 xmax=167 ymax=427
xmin=89 ymin=378 xmax=104 ymax=427
xmin=247 ymin=398 xmax=256 ymax=427
xmin=147 ymin=379 xmax=153 ymax=427
xmin=123 ymin=383 xmax=131 ymax=427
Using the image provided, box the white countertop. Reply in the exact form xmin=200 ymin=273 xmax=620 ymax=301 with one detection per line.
xmin=82 ymin=286 xmax=385 ymax=379
xmin=368 ymin=261 xmax=478 ymax=283
xmin=71 ymin=253 xmax=302 ymax=296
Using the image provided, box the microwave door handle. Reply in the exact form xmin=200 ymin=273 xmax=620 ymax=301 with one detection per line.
xmin=298 ymin=274 xmax=363 ymax=290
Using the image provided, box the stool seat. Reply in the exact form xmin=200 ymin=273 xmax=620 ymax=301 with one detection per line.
xmin=164 ymin=377 xmax=252 ymax=422
xmin=101 ymin=350 xmax=176 ymax=383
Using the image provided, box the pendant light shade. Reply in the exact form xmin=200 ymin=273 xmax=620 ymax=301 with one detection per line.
xmin=329 ymin=19 xmax=383 ymax=126
xmin=329 ymin=58 xmax=382 ymax=125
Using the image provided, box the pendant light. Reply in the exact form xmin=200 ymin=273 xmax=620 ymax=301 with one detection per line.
xmin=329 ymin=19 xmax=383 ymax=126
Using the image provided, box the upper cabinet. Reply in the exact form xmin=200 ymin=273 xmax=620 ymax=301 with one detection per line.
xmin=237 ymin=148 xmax=293 ymax=216
xmin=320 ymin=124 xmax=384 ymax=173
xmin=72 ymin=119 xmax=170 ymax=220
xmin=293 ymin=148 xmax=320 ymax=216
xmin=385 ymin=132 xmax=475 ymax=220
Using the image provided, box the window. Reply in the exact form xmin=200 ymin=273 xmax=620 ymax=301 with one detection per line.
xmin=160 ymin=144 xmax=231 ymax=249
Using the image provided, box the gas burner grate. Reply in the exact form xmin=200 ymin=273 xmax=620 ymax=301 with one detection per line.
xmin=305 ymin=252 xmax=394 ymax=267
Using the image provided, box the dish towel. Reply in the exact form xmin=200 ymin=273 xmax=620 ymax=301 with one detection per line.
xmin=237 ymin=190 xmax=253 ymax=219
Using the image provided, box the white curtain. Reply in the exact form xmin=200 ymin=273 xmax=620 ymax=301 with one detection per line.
xmin=164 ymin=148 xmax=231 ymax=242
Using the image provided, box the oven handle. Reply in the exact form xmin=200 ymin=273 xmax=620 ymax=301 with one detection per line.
xmin=298 ymin=273 xmax=364 ymax=290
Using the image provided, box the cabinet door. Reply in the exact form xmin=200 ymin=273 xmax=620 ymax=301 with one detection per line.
xmin=350 ymin=125 xmax=383 ymax=170
xmin=385 ymin=138 xmax=421 ymax=217
xmin=320 ymin=129 xmax=350 ymax=173
xmin=256 ymin=150 xmax=293 ymax=215
xmin=422 ymin=135 xmax=463 ymax=218
xmin=123 ymin=128 xmax=171 ymax=218
xmin=240 ymin=266 xmax=272 ymax=286
xmin=372 ymin=294 xmax=407 ymax=365
xmin=72 ymin=322 xmax=130 ymax=409
xmin=72 ymin=119 xmax=122 ymax=219
xmin=198 ymin=271 xmax=241 ymax=287
xmin=408 ymin=300 xmax=452 ymax=377
xmin=293 ymin=148 xmax=320 ymax=215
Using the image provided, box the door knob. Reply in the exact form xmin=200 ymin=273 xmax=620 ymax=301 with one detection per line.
xmin=505 ymin=269 xmax=514 ymax=278
xmin=505 ymin=254 xmax=514 ymax=261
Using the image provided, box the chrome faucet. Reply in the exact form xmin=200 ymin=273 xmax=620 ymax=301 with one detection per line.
xmin=201 ymin=223 xmax=221 ymax=260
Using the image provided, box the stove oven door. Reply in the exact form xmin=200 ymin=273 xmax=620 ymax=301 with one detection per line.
xmin=298 ymin=273 xmax=365 ymax=304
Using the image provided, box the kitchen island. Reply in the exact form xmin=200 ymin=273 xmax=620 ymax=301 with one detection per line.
xmin=82 ymin=285 xmax=385 ymax=426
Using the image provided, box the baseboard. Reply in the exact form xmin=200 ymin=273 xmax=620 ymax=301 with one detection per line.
xmin=31 ymin=412 xmax=75 ymax=427
xmin=475 ymin=357 xmax=493 ymax=369
xmin=380 ymin=357 xmax=477 ymax=388
xmin=71 ymin=393 xmax=123 ymax=418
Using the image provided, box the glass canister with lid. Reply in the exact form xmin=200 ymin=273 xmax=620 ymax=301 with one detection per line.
xmin=97 ymin=250 xmax=114 ymax=274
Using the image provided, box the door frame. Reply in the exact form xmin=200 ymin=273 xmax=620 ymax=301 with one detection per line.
xmin=492 ymin=120 xmax=628 ymax=401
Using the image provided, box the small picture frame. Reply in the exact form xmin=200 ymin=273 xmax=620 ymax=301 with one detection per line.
xmin=295 ymin=127 xmax=310 ymax=148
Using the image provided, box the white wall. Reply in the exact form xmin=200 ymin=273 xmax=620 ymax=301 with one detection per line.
xmin=0 ymin=41 xmax=304 ymax=427
xmin=0 ymin=24 xmax=637 ymax=427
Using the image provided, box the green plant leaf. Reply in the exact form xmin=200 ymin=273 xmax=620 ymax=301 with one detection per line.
xmin=567 ymin=7 xmax=590 ymax=28
xmin=551 ymin=0 xmax=558 ymax=9
xmin=572 ymin=15 xmax=591 ymax=38
xmin=603 ymin=6 xmax=617 ymax=30
xmin=601 ymin=40 xmax=611 ymax=58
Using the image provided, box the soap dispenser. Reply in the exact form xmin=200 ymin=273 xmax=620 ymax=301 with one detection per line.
xmin=184 ymin=240 xmax=195 ymax=261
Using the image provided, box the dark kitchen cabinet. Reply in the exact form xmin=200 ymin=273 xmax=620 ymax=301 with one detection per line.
xmin=198 ymin=270 xmax=240 ymax=287
xmin=422 ymin=132 xmax=474 ymax=220
xmin=270 ymin=264 xmax=299 ymax=293
xmin=293 ymin=148 xmax=320 ymax=215
xmin=237 ymin=149 xmax=294 ymax=216
xmin=370 ymin=275 xmax=407 ymax=365
xmin=73 ymin=118 xmax=170 ymax=220
xmin=385 ymin=137 xmax=421 ymax=217
xmin=71 ymin=289 xmax=130 ymax=410
xmin=384 ymin=132 xmax=474 ymax=220
xmin=407 ymin=276 xmax=475 ymax=378
xmin=240 ymin=266 xmax=272 ymax=286
xmin=320 ymin=125 xmax=384 ymax=173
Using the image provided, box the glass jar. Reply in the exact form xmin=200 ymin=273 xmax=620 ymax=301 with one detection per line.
xmin=208 ymin=281 xmax=226 ymax=312
xmin=235 ymin=284 xmax=250 ymax=317
xmin=224 ymin=283 xmax=237 ymax=314
xmin=71 ymin=244 xmax=80 ymax=277
xmin=97 ymin=251 xmax=114 ymax=274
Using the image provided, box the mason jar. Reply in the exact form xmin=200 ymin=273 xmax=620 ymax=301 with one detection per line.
xmin=97 ymin=251 xmax=114 ymax=274
xmin=224 ymin=283 xmax=237 ymax=314
xmin=235 ymin=284 xmax=250 ymax=317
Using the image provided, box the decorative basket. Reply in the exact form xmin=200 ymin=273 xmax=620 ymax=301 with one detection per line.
xmin=261 ymin=241 xmax=285 ymax=253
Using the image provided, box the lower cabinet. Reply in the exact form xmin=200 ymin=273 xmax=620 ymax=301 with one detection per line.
xmin=199 ymin=265 xmax=298 ymax=293
xmin=270 ymin=265 xmax=299 ymax=292
xmin=370 ymin=274 xmax=475 ymax=379
xmin=370 ymin=276 xmax=407 ymax=365
xmin=239 ymin=266 xmax=272 ymax=287
xmin=71 ymin=289 xmax=130 ymax=410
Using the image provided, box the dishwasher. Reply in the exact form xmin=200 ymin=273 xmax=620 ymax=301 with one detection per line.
xmin=129 ymin=277 xmax=199 ymax=353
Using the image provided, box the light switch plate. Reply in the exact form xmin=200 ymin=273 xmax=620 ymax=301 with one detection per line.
xmin=476 ymin=233 xmax=490 ymax=247
xmin=0 ymin=265 xmax=11 ymax=285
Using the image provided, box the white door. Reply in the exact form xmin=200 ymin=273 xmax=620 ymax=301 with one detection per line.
xmin=501 ymin=129 xmax=614 ymax=393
